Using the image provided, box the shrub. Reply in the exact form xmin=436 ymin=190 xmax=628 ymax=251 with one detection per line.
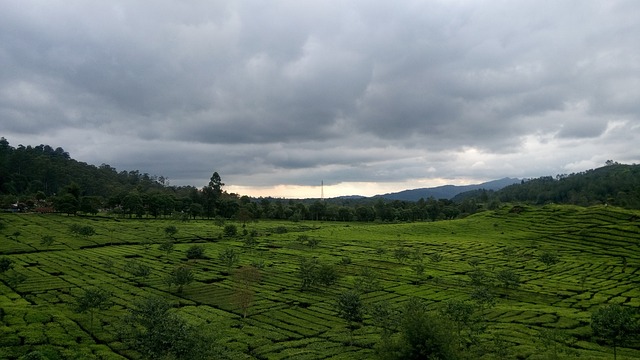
xmin=223 ymin=224 xmax=238 ymax=237
xmin=186 ymin=245 xmax=206 ymax=259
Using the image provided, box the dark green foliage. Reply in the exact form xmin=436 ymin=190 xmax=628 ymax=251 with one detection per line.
xmin=40 ymin=235 xmax=55 ymax=246
xmin=298 ymin=257 xmax=319 ymax=291
xmin=164 ymin=225 xmax=178 ymax=239
xmin=5 ymin=270 xmax=27 ymax=287
xmin=158 ymin=240 xmax=175 ymax=256
xmin=376 ymin=298 xmax=459 ymax=360
xmin=0 ymin=257 xmax=13 ymax=273
xmin=316 ymin=263 xmax=339 ymax=286
xmin=336 ymin=290 xmax=364 ymax=344
xmin=429 ymin=253 xmax=443 ymax=263
xmin=69 ymin=224 xmax=95 ymax=238
xmin=165 ymin=266 xmax=194 ymax=293
xmin=591 ymin=304 xmax=639 ymax=360
xmin=121 ymin=296 xmax=227 ymax=360
xmin=470 ymin=286 xmax=496 ymax=313
xmin=223 ymin=224 xmax=238 ymax=237
xmin=353 ymin=267 xmax=381 ymax=293
xmin=539 ymin=250 xmax=560 ymax=267
xmin=273 ymin=226 xmax=288 ymax=234
xmin=73 ymin=288 xmax=110 ymax=330
xmin=219 ymin=248 xmax=240 ymax=272
xmin=440 ymin=299 xmax=480 ymax=347
xmin=339 ymin=256 xmax=352 ymax=265
xmin=393 ymin=248 xmax=410 ymax=264
xmin=468 ymin=268 xmax=488 ymax=286
xmin=536 ymin=329 xmax=579 ymax=359
xmin=496 ymin=268 xmax=521 ymax=289
xmin=186 ymin=244 xmax=205 ymax=259
xmin=370 ymin=301 xmax=400 ymax=340
xmin=125 ymin=260 xmax=152 ymax=282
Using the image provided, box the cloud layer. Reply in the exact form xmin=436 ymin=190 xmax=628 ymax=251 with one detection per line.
xmin=1 ymin=1 xmax=639 ymax=197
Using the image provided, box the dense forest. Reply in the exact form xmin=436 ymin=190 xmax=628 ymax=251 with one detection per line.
xmin=2 ymin=137 xmax=639 ymax=221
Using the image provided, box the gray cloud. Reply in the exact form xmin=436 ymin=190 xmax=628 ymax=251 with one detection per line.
xmin=1 ymin=0 xmax=639 ymax=196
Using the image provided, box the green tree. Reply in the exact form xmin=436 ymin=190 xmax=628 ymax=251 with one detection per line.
xmin=393 ymin=248 xmax=410 ymax=264
xmin=298 ymin=257 xmax=319 ymax=291
xmin=336 ymin=290 xmax=364 ymax=344
xmin=73 ymin=288 xmax=110 ymax=330
xmin=164 ymin=225 xmax=178 ymax=239
xmin=376 ymin=298 xmax=459 ymax=360
xmin=218 ymin=248 xmax=240 ymax=273
xmin=158 ymin=240 xmax=175 ymax=257
xmin=0 ymin=257 xmax=14 ymax=273
xmin=223 ymin=224 xmax=238 ymax=237
xmin=440 ymin=299 xmax=478 ymax=348
xmin=591 ymin=304 xmax=639 ymax=360
xmin=496 ymin=268 xmax=521 ymax=289
xmin=40 ymin=235 xmax=55 ymax=247
xmin=125 ymin=260 xmax=152 ymax=285
xmin=186 ymin=244 xmax=205 ymax=259
xmin=121 ymin=296 xmax=227 ymax=359
xmin=165 ymin=265 xmax=194 ymax=293
xmin=231 ymin=265 xmax=261 ymax=318
xmin=539 ymin=250 xmax=560 ymax=267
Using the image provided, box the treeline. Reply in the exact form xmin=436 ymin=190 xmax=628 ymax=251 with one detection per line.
xmin=0 ymin=137 xmax=476 ymax=221
xmin=3 ymin=137 xmax=639 ymax=221
xmin=459 ymin=162 xmax=640 ymax=209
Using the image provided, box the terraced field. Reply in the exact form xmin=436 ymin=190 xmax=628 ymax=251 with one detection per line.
xmin=1 ymin=204 xmax=639 ymax=359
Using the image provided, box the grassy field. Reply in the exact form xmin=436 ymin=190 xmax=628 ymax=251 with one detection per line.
xmin=1 ymin=204 xmax=639 ymax=359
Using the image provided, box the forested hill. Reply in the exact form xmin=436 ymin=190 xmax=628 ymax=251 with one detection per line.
xmin=459 ymin=163 xmax=640 ymax=209
xmin=0 ymin=137 xmax=175 ymax=198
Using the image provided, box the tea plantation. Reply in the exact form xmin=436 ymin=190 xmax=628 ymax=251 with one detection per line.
xmin=1 ymin=204 xmax=639 ymax=359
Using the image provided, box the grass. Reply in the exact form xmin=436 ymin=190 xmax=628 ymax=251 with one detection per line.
xmin=0 ymin=204 xmax=639 ymax=359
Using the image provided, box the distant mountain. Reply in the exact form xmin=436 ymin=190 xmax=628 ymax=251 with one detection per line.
xmin=375 ymin=177 xmax=521 ymax=201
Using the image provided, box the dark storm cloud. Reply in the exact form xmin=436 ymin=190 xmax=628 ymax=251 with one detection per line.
xmin=1 ymin=0 xmax=639 ymax=195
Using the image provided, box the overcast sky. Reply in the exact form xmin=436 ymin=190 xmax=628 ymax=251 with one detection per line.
xmin=1 ymin=1 xmax=639 ymax=198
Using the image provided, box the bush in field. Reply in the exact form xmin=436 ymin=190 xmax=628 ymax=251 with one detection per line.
xmin=376 ymin=297 xmax=459 ymax=360
xmin=219 ymin=248 xmax=240 ymax=273
xmin=74 ymin=288 xmax=110 ymax=330
xmin=429 ymin=253 xmax=444 ymax=263
xmin=440 ymin=299 xmax=480 ymax=348
xmin=393 ymin=248 xmax=410 ymax=264
xmin=69 ymin=224 xmax=95 ymax=239
xmin=223 ymin=224 xmax=238 ymax=237
xmin=411 ymin=262 xmax=426 ymax=284
xmin=186 ymin=245 xmax=206 ymax=259
xmin=121 ymin=296 xmax=227 ymax=359
xmin=165 ymin=266 xmax=194 ymax=293
xmin=496 ymin=268 xmax=521 ymax=289
xmin=231 ymin=266 xmax=261 ymax=318
xmin=591 ymin=304 xmax=639 ymax=360
xmin=536 ymin=329 xmax=579 ymax=359
xmin=0 ymin=257 xmax=13 ymax=273
xmin=316 ymin=263 xmax=338 ymax=286
xmin=298 ymin=257 xmax=319 ymax=291
xmin=470 ymin=286 xmax=496 ymax=314
xmin=40 ymin=235 xmax=55 ymax=247
xmin=468 ymin=268 xmax=488 ymax=286
xmin=125 ymin=260 xmax=152 ymax=284
xmin=164 ymin=225 xmax=178 ymax=239
xmin=273 ymin=226 xmax=288 ymax=234
xmin=306 ymin=238 xmax=321 ymax=248
xmin=353 ymin=267 xmax=381 ymax=293
xmin=370 ymin=301 xmax=400 ymax=341
xmin=539 ymin=250 xmax=560 ymax=267
xmin=336 ymin=290 xmax=364 ymax=344
xmin=158 ymin=240 xmax=175 ymax=257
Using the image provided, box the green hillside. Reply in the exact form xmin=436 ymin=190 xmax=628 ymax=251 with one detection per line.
xmin=1 ymin=204 xmax=639 ymax=359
